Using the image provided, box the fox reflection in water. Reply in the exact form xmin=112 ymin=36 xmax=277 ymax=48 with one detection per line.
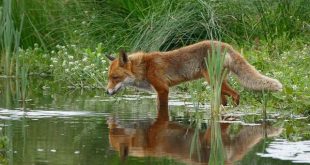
xmin=107 ymin=110 xmax=282 ymax=164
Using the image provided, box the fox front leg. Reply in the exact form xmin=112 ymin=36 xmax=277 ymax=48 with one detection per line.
xmin=146 ymin=79 xmax=169 ymax=120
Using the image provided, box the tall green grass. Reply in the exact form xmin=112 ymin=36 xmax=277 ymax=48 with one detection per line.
xmin=89 ymin=0 xmax=309 ymax=51
xmin=205 ymin=42 xmax=227 ymax=165
xmin=1 ymin=0 xmax=308 ymax=53
xmin=95 ymin=0 xmax=223 ymax=51
xmin=0 ymin=0 xmax=29 ymax=104
xmin=1 ymin=0 xmax=14 ymax=76
xmin=1 ymin=0 xmax=309 ymax=75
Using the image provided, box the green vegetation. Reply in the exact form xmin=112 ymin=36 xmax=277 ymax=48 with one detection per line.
xmin=0 ymin=0 xmax=309 ymax=114
xmin=0 ymin=126 xmax=8 ymax=164
xmin=205 ymin=42 xmax=227 ymax=165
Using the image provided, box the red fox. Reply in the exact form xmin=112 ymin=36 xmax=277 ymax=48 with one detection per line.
xmin=106 ymin=40 xmax=282 ymax=108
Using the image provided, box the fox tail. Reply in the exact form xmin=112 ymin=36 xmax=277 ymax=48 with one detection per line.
xmin=225 ymin=48 xmax=282 ymax=91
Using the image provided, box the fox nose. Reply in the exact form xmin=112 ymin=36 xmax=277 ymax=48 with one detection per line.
xmin=106 ymin=89 xmax=115 ymax=95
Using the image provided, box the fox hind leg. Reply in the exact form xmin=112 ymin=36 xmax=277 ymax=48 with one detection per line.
xmin=201 ymin=70 xmax=239 ymax=106
xmin=221 ymin=80 xmax=240 ymax=106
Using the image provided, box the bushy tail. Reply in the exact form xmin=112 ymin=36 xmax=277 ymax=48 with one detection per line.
xmin=225 ymin=48 xmax=282 ymax=91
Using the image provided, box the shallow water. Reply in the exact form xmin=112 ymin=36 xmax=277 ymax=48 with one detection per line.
xmin=0 ymin=78 xmax=309 ymax=165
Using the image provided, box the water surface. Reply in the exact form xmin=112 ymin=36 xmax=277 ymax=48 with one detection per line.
xmin=0 ymin=78 xmax=309 ymax=165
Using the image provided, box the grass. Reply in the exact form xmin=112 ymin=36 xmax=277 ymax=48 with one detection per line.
xmin=188 ymin=41 xmax=229 ymax=164
xmin=239 ymin=43 xmax=310 ymax=115
xmin=0 ymin=0 xmax=309 ymax=113
xmin=1 ymin=0 xmax=15 ymax=76
xmin=0 ymin=0 xmax=29 ymax=106
xmin=205 ymin=42 xmax=227 ymax=165
xmin=3 ymin=0 xmax=309 ymax=50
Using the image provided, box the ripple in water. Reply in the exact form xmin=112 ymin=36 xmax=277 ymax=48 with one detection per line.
xmin=257 ymin=139 xmax=310 ymax=163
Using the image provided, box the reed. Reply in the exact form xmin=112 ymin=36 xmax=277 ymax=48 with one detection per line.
xmin=189 ymin=112 xmax=204 ymax=162
xmin=0 ymin=0 xmax=23 ymax=76
xmin=206 ymin=41 xmax=227 ymax=165
xmin=0 ymin=0 xmax=14 ymax=76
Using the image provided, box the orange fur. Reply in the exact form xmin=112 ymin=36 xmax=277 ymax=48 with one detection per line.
xmin=106 ymin=40 xmax=282 ymax=108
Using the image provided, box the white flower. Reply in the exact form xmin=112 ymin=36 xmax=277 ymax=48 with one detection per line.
xmin=85 ymin=66 xmax=90 ymax=70
xmin=82 ymin=57 xmax=88 ymax=62
xmin=51 ymin=57 xmax=58 ymax=63
xmin=68 ymin=56 xmax=74 ymax=60
xmin=62 ymin=61 xmax=66 ymax=66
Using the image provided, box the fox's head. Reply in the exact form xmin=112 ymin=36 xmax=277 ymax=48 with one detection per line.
xmin=106 ymin=50 xmax=135 ymax=95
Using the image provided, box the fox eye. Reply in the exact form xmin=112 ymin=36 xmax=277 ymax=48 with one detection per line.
xmin=112 ymin=76 xmax=120 ymax=80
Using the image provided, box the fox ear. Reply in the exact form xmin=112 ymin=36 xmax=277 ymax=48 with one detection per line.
xmin=119 ymin=49 xmax=128 ymax=67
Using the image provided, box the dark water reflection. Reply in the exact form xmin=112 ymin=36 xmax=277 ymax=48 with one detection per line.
xmin=0 ymin=78 xmax=309 ymax=165
xmin=108 ymin=114 xmax=282 ymax=164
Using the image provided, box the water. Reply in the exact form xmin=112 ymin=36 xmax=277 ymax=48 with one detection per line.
xmin=0 ymin=78 xmax=309 ymax=165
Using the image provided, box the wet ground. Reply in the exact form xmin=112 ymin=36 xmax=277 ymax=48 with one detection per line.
xmin=0 ymin=78 xmax=309 ymax=165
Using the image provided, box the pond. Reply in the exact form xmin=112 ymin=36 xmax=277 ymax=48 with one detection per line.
xmin=0 ymin=78 xmax=309 ymax=165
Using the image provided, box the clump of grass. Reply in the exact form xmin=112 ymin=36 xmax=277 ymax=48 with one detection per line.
xmin=205 ymin=42 xmax=227 ymax=165
xmin=92 ymin=0 xmax=309 ymax=52
xmin=96 ymin=0 xmax=223 ymax=52
xmin=0 ymin=0 xmax=16 ymax=76
xmin=189 ymin=113 xmax=204 ymax=162
xmin=206 ymin=42 xmax=227 ymax=116
xmin=2 ymin=0 xmax=309 ymax=52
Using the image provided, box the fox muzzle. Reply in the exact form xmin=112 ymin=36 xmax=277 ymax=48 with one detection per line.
xmin=107 ymin=89 xmax=117 ymax=95
xmin=106 ymin=82 xmax=123 ymax=95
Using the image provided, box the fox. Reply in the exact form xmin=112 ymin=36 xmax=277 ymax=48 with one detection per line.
xmin=106 ymin=40 xmax=282 ymax=108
